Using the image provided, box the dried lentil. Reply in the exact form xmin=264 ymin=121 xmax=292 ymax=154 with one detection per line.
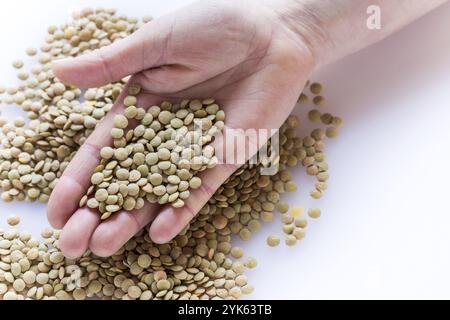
xmin=308 ymin=207 xmax=321 ymax=219
xmin=6 ymin=214 xmax=20 ymax=226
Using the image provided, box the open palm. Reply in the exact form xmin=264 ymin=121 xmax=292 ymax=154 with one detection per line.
xmin=47 ymin=0 xmax=315 ymax=258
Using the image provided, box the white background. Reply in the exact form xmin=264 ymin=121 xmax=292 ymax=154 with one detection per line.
xmin=1 ymin=0 xmax=450 ymax=299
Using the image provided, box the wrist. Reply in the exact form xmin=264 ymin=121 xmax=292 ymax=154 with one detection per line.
xmin=264 ymin=0 xmax=334 ymax=69
xmin=265 ymin=0 xmax=449 ymax=69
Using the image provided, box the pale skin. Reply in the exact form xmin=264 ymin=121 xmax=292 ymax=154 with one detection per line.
xmin=48 ymin=0 xmax=448 ymax=258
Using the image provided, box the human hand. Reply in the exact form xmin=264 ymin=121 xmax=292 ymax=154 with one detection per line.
xmin=47 ymin=0 xmax=317 ymax=258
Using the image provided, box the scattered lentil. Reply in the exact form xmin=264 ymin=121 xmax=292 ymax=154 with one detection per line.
xmin=298 ymin=93 xmax=308 ymax=104
xmin=308 ymin=109 xmax=321 ymax=122
xmin=6 ymin=214 xmax=20 ymax=226
xmin=326 ymin=127 xmax=339 ymax=138
xmin=313 ymin=95 xmax=325 ymax=106
xmin=285 ymin=235 xmax=297 ymax=246
xmin=291 ymin=207 xmax=304 ymax=218
xmin=308 ymin=207 xmax=321 ymax=219
xmin=293 ymin=228 xmax=306 ymax=240
xmin=231 ymin=247 xmax=244 ymax=259
xmin=310 ymin=83 xmax=322 ymax=95
xmin=276 ymin=202 xmax=289 ymax=214
xmin=26 ymin=47 xmax=37 ymax=56
xmin=12 ymin=60 xmax=24 ymax=69
xmin=267 ymin=235 xmax=280 ymax=247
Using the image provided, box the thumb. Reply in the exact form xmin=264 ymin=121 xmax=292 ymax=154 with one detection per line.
xmin=52 ymin=21 xmax=170 ymax=88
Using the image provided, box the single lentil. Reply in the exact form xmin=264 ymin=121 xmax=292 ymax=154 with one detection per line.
xmin=267 ymin=235 xmax=280 ymax=247
xmin=6 ymin=214 xmax=20 ymax=226
xmin=308 ymin=207 xmax=321 ymax=219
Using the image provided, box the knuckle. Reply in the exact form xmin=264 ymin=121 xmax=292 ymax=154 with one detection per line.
xmin=79 ymin=141 xmax=101 ymax=157
xmin=95 ymin=50 xmax=115 ymax=83
xmin=182 ymin=202 xmax=197 ymax=219
xmin=138 ymin=70 xmax=190 ymax=94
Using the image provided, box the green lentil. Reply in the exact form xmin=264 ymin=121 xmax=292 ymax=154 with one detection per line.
xmin=310 ymin=82 xmax=322 ymax=95
xmin=298 ymin=93 xmax=308 ymax=104
xmin=12 ymin=60 xmax=24 ymax=69
xmin=320 ymin=113 xmax=333 ymax=125
xmin=6 ymin=215 xmax=20 ymax=226
xmin=308 ymin=207 xmax=321 ymax=219
xmin=285 ymin=235 xmax=297 ymax=246
xmin=230 ymin=247 xmax=244 ymax=259
xmin=308 ymin=109 xmax=321 ymax=122
xmin=26 ymin=47 xmax=37 ymax=56
xmin=293 ymin=228 xmax=306 ymax=240
xmin=276 ymin=202 xmax=289 ymax=214
xmin=313 ymin=95 xmax=325 ymax=106
xmin=267 ymin=235 xmax=280 ymax=247
xmin=326 ymin=127 xmax=339 ymax=138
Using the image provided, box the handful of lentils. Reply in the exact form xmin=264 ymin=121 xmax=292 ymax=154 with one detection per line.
xmin=0 ymin=7 xmax=343 ymax=300
xmin=81 ymin=84 xmax=225 ymax=220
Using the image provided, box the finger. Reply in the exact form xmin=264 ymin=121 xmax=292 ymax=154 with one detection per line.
xmin=47 ymin=104 xmax=119 ymax=229
xmin=134 ymin=65 xmax=213 ymax=96
xmin=89 ymin=202 xmax=159 ymax=257
xmin=132 ymin=60 xmax=237 ymax=95
xmin=52 ymin=20 xmax=171 ymax=88
xmin=47 ymin=86 xmax=133 ymax=229
xmin=58 ymin=207 xmax=101 ymax=259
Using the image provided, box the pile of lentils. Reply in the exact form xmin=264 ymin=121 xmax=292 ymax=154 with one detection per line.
xmin=82 ymin=86 xmax=225 ymax=220
xmin=0 ymin=8 xmax=139 ymax=203
xmin=0 ymin=8 xmax=343 ymax=300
